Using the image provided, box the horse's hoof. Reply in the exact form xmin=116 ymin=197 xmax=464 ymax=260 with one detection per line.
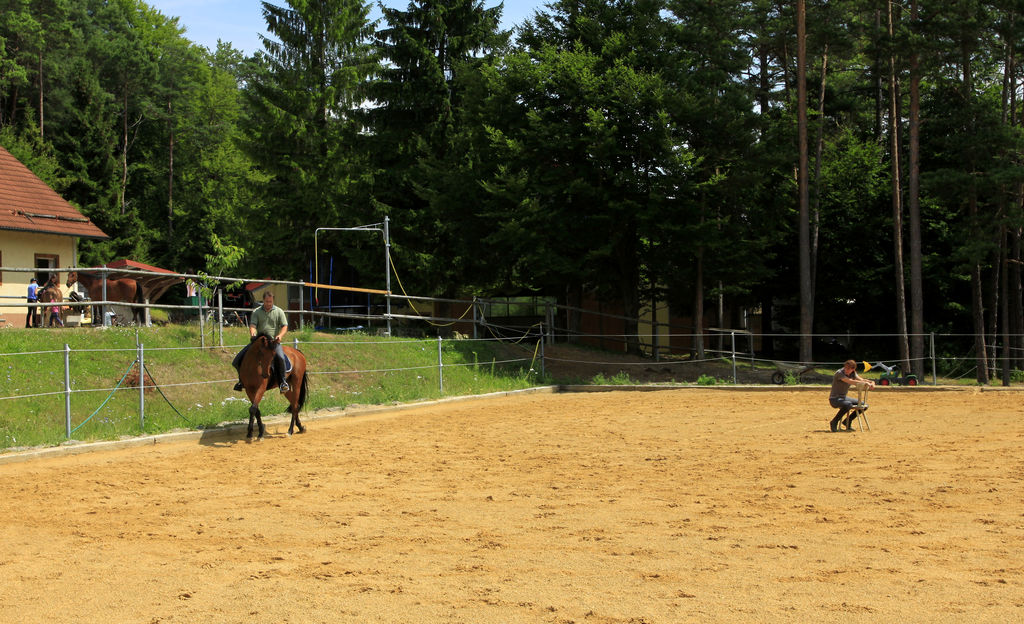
xmin=298 ymin=425 xmax=306 ymax=434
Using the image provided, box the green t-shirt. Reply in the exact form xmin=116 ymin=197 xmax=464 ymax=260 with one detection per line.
xmin=251 ymin=304 xmax=288 ymax=338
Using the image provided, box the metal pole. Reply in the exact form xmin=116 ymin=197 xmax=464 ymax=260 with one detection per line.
xmin=539 ymin=323 xmax=545 ymax=379
xmin=472 ymin=296 xmax=478 ymax=340
xmin=299 ymin=283 xmax=305 ymax=331
xmin=384 ymin=216 xmax=392 ymax=337
xmin=731 ymin=331 xmax=737 ymax=384
xmin=547 ymin=304 xmax=555 ymax=345
xmin=198 ymin=292 xmax=205 ymax=350
xmin=930 ymin=332 xmax=937 ymax=385
xmin=652 ymin=303 xmax=660 ymax=362
xmin=217 ymin=288 xmax=224 ymax=348
xmin=102 ymin=269 xmax=109 ymax=327
xmin=437 ymin=335 xmax=444 ymax=394
xmin=138 ymin=342 xmax=145 ymax=432
xmin=64 ymin=343 xmax=71 ymax=439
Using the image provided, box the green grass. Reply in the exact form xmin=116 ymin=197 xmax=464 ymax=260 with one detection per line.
xmin=0 ymin=325 xmax=547 ymax=451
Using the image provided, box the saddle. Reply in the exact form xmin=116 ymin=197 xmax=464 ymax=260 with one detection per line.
xmin=270 ymin=351 xmax=293 ymax=376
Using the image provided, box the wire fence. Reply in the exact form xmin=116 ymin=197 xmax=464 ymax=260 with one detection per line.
xmin=3 ymin=265 xmax=1022 ymax=449
xmin=2 ymin=320 xmax=1020 ymax=451
xmin=0 ymin=331 xmax=549 ymax=448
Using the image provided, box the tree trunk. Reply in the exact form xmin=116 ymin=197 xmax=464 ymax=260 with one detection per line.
xmin=120 ymin=89 xmax=129 ymax=214
xmin=168 ymin=100 xmax=174 ymax=236
xmin=987 ymin=241 xmax=1001 ymax=376
xmin=810 ymin=44 xmax=828 ymax=302
xmin=972 ymin=258 xmax=989 ymax=384
xmin=907 ymin=0 xmax=925 ymax=378
xmin=565 ymin=284 xmax=582 ymax=345
xmin=797 ymin=0 xmax=813 ymax=364
xmin=888 ymin=0 xmax=910 ymax=373
xmin=694 ymin=244 xmax=705 ymax=359
xmin=999 ymin=228 xmax=1010 ymax=385
xmin=1012 ymin=228 xmax=1023 ymax=370
xmin=38 ymin=50 xmax=44 ymax=137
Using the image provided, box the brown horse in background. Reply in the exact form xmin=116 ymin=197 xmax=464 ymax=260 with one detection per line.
xmin=239 ymin=335 xmax=308 ymax=440
xmin=66 ymin=270 xmax=145 ymax=325
xmin=37 ymin=274 xmax=64 ymax=327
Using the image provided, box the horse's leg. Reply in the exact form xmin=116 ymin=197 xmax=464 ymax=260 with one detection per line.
xmin=247 ymin=404 xmax=258 ymax=439
xmin=247 ymin=404 xmax=266 ymax=440
xmin=287 ymin=399 xmax=305 ymax=435
xmin=257 ymin=411 xmax=266 ymax=439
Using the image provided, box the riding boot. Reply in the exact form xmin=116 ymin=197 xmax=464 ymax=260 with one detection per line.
xmin=844 ymin=413 xmax=859 ymax=431
xmin=276 ymin=354 xmax=290 ymax=393
xmin=829 ymin=410 xmax=845 ymax=433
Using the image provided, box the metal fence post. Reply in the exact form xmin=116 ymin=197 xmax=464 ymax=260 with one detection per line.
xmin=102 ymin=269 xmax=110 ymax=327
xmin=217 ymin=289 xmax=224 ymax=348
xmin=539 ymin=323 xmax=545 ymax=379
xmin=198 ymin=293 xmax=205 ymax=350
xmin=64 ymin=343 xmax=72 ymax=438
xmin=138 ymin=342 xmax=145 ymax=432
xmin=930 ymin=332 xmax=937 ymax=385
xmin=731 ymin=331 xmax=737 ymax=384
xmin=437 ymin=335 xmax=444 ymax=394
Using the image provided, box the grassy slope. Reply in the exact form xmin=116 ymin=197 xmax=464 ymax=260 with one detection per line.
xmin=0 ymin=325 xmax=544 ymax=450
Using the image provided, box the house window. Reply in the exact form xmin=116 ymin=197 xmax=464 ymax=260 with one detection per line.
xmin=34 ymin=253 xmax=59 ymax=286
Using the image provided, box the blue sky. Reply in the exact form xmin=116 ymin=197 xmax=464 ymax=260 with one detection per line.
xmin=147 ymin=0 xmax=547 ymax=56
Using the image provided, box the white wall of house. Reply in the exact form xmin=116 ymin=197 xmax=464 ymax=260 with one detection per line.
xmin=0 ymin=231 xmax=77 ymax=327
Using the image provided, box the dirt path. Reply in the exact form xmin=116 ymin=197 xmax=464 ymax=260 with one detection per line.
xmin=1 ymin=388 xmax=1022 ymax=623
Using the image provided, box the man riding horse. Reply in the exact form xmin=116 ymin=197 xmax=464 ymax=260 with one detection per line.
xmin=232 ymin=291 xmax=290 ymax=393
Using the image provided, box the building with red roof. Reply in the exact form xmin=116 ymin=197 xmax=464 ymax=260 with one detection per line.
xmin=0 ymin=145 xmax=109 ymax=327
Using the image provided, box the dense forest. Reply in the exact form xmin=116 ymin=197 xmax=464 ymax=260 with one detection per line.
xmin=2 ymin=0 xmax=1023 ymax=381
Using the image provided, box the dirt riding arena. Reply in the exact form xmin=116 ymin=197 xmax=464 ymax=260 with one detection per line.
xmin=1 ymin=387 xmax=1022 ymax=623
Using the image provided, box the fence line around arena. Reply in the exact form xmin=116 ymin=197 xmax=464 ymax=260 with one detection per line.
xmin=0 ymin=333 xmax=542 ymax=441
xmin=5 ymin=265 xmax=1017 ymax=382
xmin=2 ymin=327 xmax=1018 ymax=433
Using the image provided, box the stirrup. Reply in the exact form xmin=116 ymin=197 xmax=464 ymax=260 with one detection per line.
xmin=279 ymin=380 xmax=290 ymax=393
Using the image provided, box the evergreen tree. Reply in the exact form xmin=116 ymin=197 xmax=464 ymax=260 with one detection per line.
xmin=243 ymin=0 xmax=376 ymax=280
xmin=363 ymin=0 xmax=507 ymax=296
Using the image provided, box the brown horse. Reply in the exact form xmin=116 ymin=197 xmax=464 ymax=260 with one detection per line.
xmin=66 ymin=270 xmax=144 ymax=325
xmin=239 ymin=335 xmax=308 ymax=440
xmin=37 ymin=274 xmax=63 ymax=327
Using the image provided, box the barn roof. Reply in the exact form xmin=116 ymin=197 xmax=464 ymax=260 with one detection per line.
xmin=0 ymin=146 xmax=109 ymax=240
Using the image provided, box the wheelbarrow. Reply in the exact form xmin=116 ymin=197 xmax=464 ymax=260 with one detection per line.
xmin=771 ymin=361 xmax=815 ymax=384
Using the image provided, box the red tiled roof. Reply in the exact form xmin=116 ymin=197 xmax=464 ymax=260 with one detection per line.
xmin=0 ymin=145 xmax=109 ymax=240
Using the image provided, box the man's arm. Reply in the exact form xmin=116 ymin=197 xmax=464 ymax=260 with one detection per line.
xmin=843 ymin=371 xmax=874 ymax=388
xmin=274 ymin=308 xmax=288 ymax=342
xmin=248 ymin=308 xmax=259 ymax=337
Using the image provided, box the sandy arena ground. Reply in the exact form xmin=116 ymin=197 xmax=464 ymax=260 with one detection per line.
xmin=1 ymin=387 xmax=1022 ymax=623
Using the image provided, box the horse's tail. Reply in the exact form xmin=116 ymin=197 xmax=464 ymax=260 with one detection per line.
xmin=297 ymin=369 xmax=309 ymax=412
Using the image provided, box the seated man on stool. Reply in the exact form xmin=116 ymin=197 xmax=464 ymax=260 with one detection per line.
xmin=829 ymin=359 xmax=874 ymax=432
